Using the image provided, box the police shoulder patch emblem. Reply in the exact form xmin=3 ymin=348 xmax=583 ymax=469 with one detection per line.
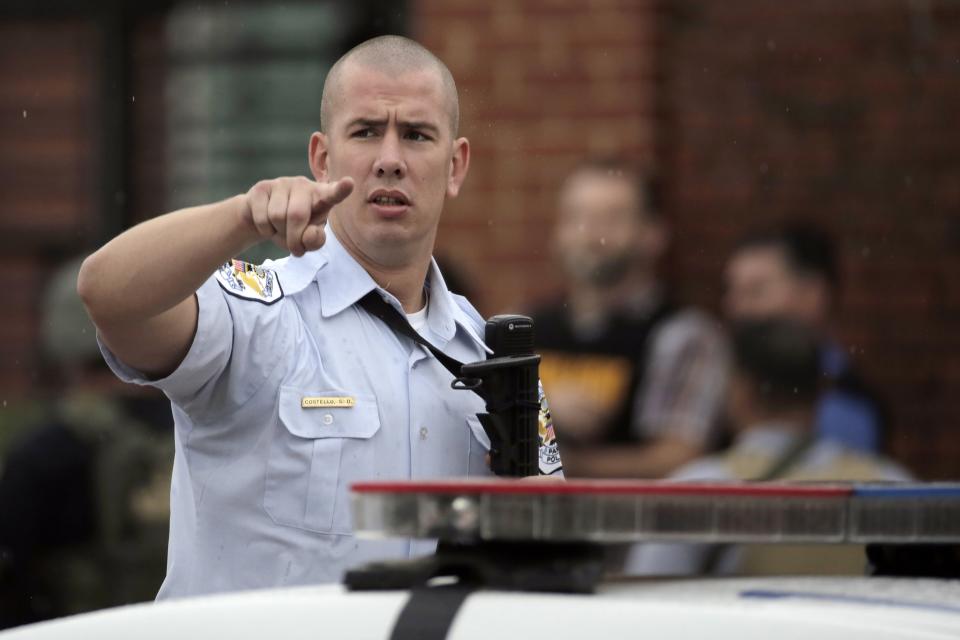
xmin=537 ymin=380 xmax=563 ymax=476
xmin=215 ymin=259 xmax=283 ymax=304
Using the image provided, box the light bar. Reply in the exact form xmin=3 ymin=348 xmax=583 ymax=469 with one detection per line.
xmin=350 ymin=480 xmax=960 ymax=545
xmin=850 ymin=484 xmax=960 ymax=543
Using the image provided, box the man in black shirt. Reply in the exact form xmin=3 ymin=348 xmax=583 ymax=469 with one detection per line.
xmin=532 ymin=158 xmax=729 ymax=478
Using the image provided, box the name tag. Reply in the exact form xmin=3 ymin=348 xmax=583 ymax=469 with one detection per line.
xmin=301 ymin=396 xmax=355 ymax=409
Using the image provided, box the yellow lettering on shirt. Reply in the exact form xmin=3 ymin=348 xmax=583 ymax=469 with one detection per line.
xmin=538 ymin=351 xmax=632 ymax=413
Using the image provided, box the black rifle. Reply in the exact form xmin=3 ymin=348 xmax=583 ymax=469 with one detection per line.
xmin=453 ymin=315 xmax=541 ymax=477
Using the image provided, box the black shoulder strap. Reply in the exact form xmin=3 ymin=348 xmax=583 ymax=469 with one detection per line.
xmin=755 ymin=433 xmax=815 ymax=482
xmin=357 ymin=291 xmax=483 ymax=399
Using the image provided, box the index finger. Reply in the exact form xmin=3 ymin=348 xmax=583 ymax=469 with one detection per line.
xmin=312 ymin=177 xmax=354 ymax=211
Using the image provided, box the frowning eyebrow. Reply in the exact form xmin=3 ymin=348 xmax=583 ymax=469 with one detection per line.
xmin=344 ymin=118 xmax=441 ymax=136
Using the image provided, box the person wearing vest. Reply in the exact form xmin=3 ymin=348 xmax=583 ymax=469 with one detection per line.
xmin=531 ymin=158 xmax=729 ymax=479
xmin=0 ymin=258 xmax=172 ymax=629
xmin=625 ymin=318 xmax=910 ymax=576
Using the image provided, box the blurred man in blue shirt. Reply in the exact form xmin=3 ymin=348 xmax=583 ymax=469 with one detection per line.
xmin=724 ymin=222 xmax=885 ymax=453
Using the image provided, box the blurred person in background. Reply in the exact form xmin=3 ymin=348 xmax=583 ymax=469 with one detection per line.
xmin=0 ymin=258 xmax=172 ymax=629
xmin=724 ymin=222 xmax=886 ymax=453
xmin=532 ymin=158 xmax=729 ymax=478
xmin=626 ymin=318 xmax=910 ymax=577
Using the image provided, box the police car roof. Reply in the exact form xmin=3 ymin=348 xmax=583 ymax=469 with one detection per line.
xmin=3 ymin=576 xmax=960 ymax=640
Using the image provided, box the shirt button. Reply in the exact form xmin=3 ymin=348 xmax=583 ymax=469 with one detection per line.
xmin=419 ymin=427 xmax=428 ymax=440
xmin=323 ymin=413 xmax=334 ymax=425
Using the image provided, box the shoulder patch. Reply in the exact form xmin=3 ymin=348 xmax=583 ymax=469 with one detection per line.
xmin=215 ymin=259 xmax=284 ymax=305
xmin=537 ymin=380 xmax=563 ymax=475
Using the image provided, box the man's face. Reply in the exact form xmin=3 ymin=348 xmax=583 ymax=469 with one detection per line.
xmin=724 ymin=246 xmax=826 ymax=326
xmin=310 ymin=62 xmax=468 ymax=266
xmin=553 ymin=171 xmax=663 ymax=287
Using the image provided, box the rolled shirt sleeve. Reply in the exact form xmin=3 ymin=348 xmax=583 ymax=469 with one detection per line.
xmin=631 ymin=310 xmax=730 ymax=447
xmin=97 ymin=273 xmax=287 ymax=422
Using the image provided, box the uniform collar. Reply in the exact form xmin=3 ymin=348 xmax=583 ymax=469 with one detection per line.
xmin=312 ymin=227 xmax=379 ymax=318
xmin=423 ymin=259 xmax=490 ymax=350
xmin=268 ymin=227 xmax=484 ymax=349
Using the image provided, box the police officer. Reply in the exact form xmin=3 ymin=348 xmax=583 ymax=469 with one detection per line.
xmin=78 ymin=36 xmax=560 ymax=600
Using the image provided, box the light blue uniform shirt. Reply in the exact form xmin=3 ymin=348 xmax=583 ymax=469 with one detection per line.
xmin=100 ymin=229 xmax=497 ymax=599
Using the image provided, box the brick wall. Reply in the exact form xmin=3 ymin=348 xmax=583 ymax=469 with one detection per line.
xmin=0 ymin=20 xmax=101 ymax=394
xmin=416 ymin=1 xmax=960 ymax=478
xmin=659 ymin=1 xmax=960 ymax=478
xmin=130 ymin=19 xmax=167 ymax=226
xmin=414 ymin=0 xmax=661 ymax=313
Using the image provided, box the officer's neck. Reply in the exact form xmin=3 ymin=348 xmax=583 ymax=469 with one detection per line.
xmin=331 ymin=220 xmax=433 ymax=313
xmin=379 ymin=267 xmax=429 ymax=314
xmin=358 ymin=252 xmax=431 ymax=313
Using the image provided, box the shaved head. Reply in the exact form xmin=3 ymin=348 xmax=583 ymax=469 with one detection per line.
xmin=320 ymin=35 xmax=460 ymax=135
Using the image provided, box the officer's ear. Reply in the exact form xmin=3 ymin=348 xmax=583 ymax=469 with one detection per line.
xmin=446 ymin=137 xmax=470 ymax=199
xmin=309 ymin=132 xmax=331 ymax=182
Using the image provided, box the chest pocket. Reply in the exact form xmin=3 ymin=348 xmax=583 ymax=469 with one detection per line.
xmin=264 ymin=385 xmax=381 ymax=535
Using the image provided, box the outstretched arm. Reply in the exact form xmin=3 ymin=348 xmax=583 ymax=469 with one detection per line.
xmin=77 ymin=176 xmax=353 ymax=378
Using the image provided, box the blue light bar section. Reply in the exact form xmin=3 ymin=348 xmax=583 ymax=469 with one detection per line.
xmin=853 ymin=483 xmax=960 ymax=499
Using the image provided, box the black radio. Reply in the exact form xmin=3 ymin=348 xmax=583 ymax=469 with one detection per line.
xmin=453 ymin=315 xmax=541 ymax=477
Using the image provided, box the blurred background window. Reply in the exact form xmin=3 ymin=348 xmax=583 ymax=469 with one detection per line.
xmin=162 ymin=2 xmax=398 ymax=261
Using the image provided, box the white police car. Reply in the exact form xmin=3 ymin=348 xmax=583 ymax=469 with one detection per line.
xmin=3 ymin=479 xmax=959 ymax=639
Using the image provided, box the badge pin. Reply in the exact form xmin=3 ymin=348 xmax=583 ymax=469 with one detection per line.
xmin=301 ymin=396 xmax=356 ymax=409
